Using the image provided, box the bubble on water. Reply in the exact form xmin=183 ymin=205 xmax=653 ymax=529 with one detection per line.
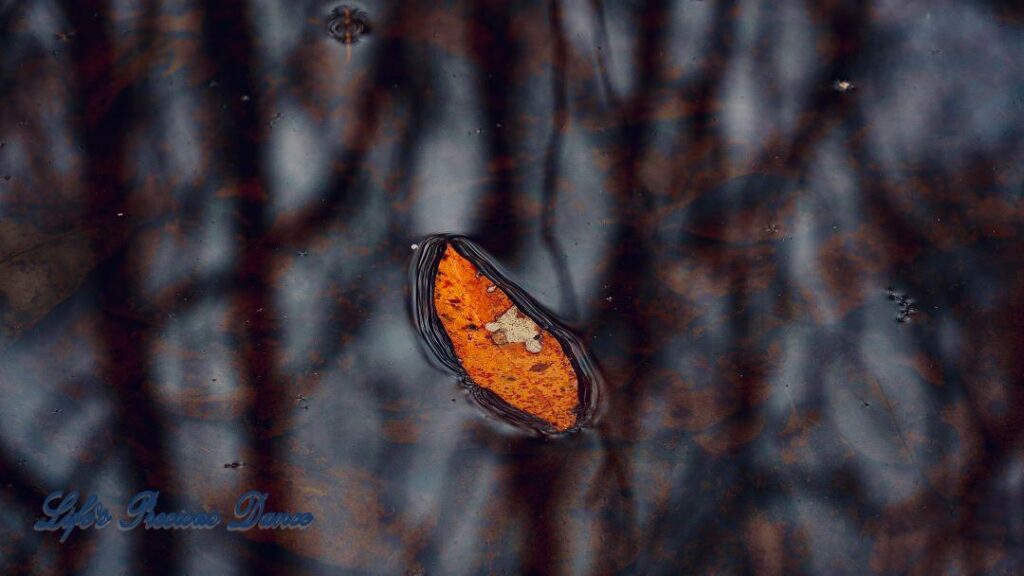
xmin=327 ymin=5 xmax=371 ymax=45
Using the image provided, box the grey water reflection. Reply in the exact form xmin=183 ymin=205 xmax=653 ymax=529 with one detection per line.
xmin=1 ymin=0 xmax=1023 ymax=574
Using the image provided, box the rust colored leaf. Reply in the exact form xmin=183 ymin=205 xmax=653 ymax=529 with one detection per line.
xmin=411 ymin=235 xmax=600 ymax=435
xmin=434 ymin=247 xmax=578 ymax=429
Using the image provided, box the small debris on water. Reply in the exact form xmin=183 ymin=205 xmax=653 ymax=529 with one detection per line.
xmin=886 ymin=286 xmax=918 ymax=323
xmin=223 ymin=462 xmax=245 ymax=469
xmin=833 ymin=79 xmax=854 ymax=92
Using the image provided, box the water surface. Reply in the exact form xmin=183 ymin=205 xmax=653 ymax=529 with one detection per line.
xmin=1 ymin=1 xmax=1023 ymax=574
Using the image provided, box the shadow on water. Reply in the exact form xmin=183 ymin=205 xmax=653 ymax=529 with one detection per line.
xmin=63 ymin=0 xmax=181 ymax=574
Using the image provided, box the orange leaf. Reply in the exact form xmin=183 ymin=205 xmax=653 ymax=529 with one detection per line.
xmin=411 ymin=235 xmax=600 ymax=435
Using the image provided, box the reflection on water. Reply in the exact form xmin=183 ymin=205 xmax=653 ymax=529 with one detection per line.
xmin=1 ymin=0 xmax=1023 ymax=574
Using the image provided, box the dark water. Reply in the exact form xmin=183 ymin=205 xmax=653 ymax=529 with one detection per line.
xmin=1 ymin=1 xmax=1023 ymax=575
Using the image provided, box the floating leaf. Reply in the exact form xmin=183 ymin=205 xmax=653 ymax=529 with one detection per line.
xmin=411 ymin=235 xmax=600 ymax=435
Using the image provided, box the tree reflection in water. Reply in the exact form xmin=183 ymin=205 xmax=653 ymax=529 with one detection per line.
xmin=1 ymin=1 xmax=1022 ymax=574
